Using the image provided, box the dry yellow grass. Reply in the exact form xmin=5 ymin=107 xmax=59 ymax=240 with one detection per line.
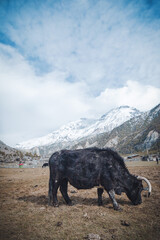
xmin=0 ymin=161 xmax=160 ymax=240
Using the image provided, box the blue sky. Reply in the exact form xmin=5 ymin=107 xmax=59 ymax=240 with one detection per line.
xmin=0 ymin=0 xmax=160 ymax=146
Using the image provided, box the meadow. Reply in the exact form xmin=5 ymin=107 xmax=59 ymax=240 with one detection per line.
xmin=0 ymin=161 xmax=159 ymax=240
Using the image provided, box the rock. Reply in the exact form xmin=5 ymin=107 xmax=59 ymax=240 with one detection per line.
xmin=40 ymin=207 xmax=45 ymax=210
xmin=70 ymin=190 xmax=77 ymax=193
xmin=86 ymin=233 xmax=101 ymax=240
xmin=120 ymin=220 xmax=130 ymax=226
xmin=109 ymin=229 xmax=117 ymax=234
xmin=56 ymin=221 xmax=62 ymax=227
xmin=111 ymin=235 xmax=117 ymax=239
xmin=83 ymin=213 xmax=90 ymax=219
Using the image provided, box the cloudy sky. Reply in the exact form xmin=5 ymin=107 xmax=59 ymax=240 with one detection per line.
xmin=0 ymin=0 xmax=160 ymax=146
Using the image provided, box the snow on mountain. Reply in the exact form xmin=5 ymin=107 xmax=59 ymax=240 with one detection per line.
xmin=88 ymin=106 xmax=141 ymax=135
xmin=16 ymin=106 xmax=142 ymax=150
xmin=71 ymin=103 xmax=160 ymax=154
xmin=16 ymin=118 xmax=96 ymax=149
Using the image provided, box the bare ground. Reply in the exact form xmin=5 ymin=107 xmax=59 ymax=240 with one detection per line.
xmin=0 ymin=161 xmax=160 ymax=240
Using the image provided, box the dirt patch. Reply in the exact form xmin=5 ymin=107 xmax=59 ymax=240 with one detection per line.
xmin=0 ymin=162 xmax=160 ymax=240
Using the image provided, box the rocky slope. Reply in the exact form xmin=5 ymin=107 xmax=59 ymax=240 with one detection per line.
xmin=15 ymin=104 xmax=160 ymax=156
xmin=0 ymin=140 xmax=39 ymax=164
xmin=71 ymin=104 xmax=160 ymax=154
xmin=16 ymin=106 xmax=141 ymax=153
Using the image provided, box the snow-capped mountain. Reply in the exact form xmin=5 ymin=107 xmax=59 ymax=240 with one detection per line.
xmin=16 ymin=106 xmax=141 ymax=150
xmin=87 ymin=106 xmax=141 ymax=135
xmin=72 ymin=104 xmax=160 ymax=154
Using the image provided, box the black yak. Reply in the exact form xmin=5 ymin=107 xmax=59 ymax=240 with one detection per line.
xmin=48 ymin=148 xmax=151 ymax=210
xmin=42 ymin=163 xmax=49 ymax=168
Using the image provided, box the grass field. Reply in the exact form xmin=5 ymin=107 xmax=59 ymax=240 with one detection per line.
xmin=0 ymin=161 xmax=160 ymax=240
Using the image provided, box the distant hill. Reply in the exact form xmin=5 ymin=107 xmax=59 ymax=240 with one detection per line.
xmin=0 ymin=140 xmax=39 ymax=163
xmin=15 ymin=104 xmax=160 ymax=156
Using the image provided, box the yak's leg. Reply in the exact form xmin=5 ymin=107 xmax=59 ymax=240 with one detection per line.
xmin=48 ymin=178 xmax=59 ymax=207
xmin=52 ymin=180 xmax=60 ymax=207
xmin=108 ymin=189 xmax=121 ymax=211
xmin=48 ymin=178 xmax=53 ymax=205
xmin=97 ymin=188 xmax=104 ymax=206
xmin=60 ymin=179 xmax=72 ymax=205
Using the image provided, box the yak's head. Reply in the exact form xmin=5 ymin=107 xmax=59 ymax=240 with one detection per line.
xmin=126 ymin=179 xmax=143 ymax=205
xmin=126 ymin=176 xmax=151 ymax=205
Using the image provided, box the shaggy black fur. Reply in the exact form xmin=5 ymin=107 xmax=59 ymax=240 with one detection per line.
xmin=48 ymin=148 xmax=143 ymax=210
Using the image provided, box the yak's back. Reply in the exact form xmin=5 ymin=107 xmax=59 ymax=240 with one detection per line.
xmin=49 ymin=147 xmax=127 ymax=171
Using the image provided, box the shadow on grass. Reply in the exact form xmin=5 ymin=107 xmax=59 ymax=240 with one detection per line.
xmin=18 ymin=194 xmax=132 ymax=207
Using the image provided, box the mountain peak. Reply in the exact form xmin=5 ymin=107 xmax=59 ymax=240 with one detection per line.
xmin=100 ymin=106 xmax=141 ymax=120
xmin=118 ymin=105 xmax=130 ymax=109
xmin=16 ymin=105 xmax=142 ymax=150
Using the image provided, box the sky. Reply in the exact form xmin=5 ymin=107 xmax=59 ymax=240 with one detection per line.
xmin=0 ymin=0 xmax=160 ymax=146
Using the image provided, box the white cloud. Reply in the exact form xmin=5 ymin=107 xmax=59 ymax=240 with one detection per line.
xmin=0 ymin=0 xmax=160 ymax=146
xmin=0 ymin=44 xmax=160 ymax=146
xmin=0 ymin=44 xmax=90 ymax=145
xmin=92 ymin=80 xmax=160 ymax=116
xmin=3 ymin=0 xmax=160 ymax=93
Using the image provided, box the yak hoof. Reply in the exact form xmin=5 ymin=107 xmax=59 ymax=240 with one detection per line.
xmin=67 ymin=201 xmax=73 ymax=206
xmin=48 ymin=200 xmax=53 ymax=206
xmin=98 ymin=202 xmax=103 ymax=206
xmin=114 ymin=205 xmax=122 ymax=211
xmin=53 ymin=203 xmax=59 ymax=207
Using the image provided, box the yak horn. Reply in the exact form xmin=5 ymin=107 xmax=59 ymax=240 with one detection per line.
xmin=137 ymin=176 xmax=152 ymax=197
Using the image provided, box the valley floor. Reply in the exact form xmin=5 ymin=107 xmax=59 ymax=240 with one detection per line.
xmin=0 ymin=161 xmax=160 ymax=240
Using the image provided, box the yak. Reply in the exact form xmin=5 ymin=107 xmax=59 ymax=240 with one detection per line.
xmin=48 ymin=148 xmax=151 ymax=210
xmin=42 ymin=163 xmax=49 ymax=168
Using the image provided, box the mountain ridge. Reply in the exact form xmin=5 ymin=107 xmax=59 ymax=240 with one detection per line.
xmin=71 ymin=104 xmax=160 ymax=154
xmin=16 ymin=105 xmax=141 ymax=151
xmin=15 ymin=104 xmax=160 ymax=156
